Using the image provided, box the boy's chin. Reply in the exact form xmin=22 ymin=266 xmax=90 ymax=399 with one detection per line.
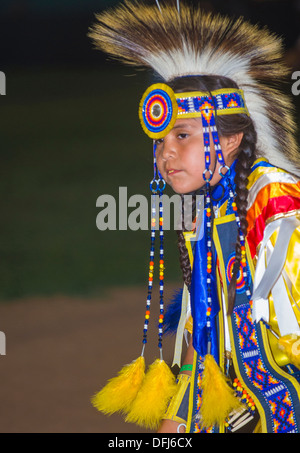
xmin=171 ymin=184 xmax=204 ymax=195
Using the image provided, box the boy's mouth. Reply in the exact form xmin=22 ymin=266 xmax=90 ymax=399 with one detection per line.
xmin=167 ymin=169 xmax=182 ymax=175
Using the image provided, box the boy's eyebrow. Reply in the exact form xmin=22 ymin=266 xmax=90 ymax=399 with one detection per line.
xmin=172 ymin=121 xmax=198 ymax=130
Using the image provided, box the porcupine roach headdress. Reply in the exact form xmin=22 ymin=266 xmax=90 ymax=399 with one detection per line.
xmin=89 ymin=0 xmax=300 ymax=430
xmin=89 ymin=0 xmax=299 ymax=175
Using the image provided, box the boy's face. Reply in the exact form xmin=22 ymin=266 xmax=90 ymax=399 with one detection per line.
xmin=155 ymin=118 xmax=236 ymax=194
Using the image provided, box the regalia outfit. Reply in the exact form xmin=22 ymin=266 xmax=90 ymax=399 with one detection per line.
xmin=89 ymin=1 xmax=300 ymax=433
xmin=169 ymin=158 xmax=300 ymax=433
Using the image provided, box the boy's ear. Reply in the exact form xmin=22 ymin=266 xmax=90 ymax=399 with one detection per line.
xmin=221 ymin=132 xmax=244 ymax=158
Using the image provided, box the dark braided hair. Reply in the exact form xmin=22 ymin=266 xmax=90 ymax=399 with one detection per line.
xmin=176 ymin=192 xmax=197 ymax=290
xmin=168 ymin=75 xmax=257 ymax=313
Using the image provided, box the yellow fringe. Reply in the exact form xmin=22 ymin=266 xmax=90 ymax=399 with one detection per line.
xmin=277 ymin=334 xmax=300 ymax=370
xmin=125 ymin=359 xmax=177 ymax=430
xmin=91 ymin=356 xmax=145 ymax=415
xmin=200 ymin=354 xmax=243 ymax=428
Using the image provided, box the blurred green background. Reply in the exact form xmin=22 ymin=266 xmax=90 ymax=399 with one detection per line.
xmin=0 ymin=0 xmax=299 ymax=300
xmin=0 ymin=66 xmax=184 ymax=300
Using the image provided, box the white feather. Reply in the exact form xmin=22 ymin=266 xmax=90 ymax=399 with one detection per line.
xmin=143 ymin=45 xmax=300 ymax=176
xmin=89 ymin=2 xmax=300 ymax=176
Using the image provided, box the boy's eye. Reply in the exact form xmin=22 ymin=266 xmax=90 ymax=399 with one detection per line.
xmin=155 ymin=138 xmax=164 ymax=145
xmin=178 ymin=133 xmax=189 ymax=139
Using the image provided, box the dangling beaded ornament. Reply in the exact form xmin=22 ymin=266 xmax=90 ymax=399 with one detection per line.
xmin=92 ymin=142 xmax=177 ymax=430
xmin=210 ymin=100 xmax=252 ymax=304
xmin=199 ymin=106 xmax=243 ymax=429
xmin=158 ymin=190 xmax=165 ymax=354
xmin=201 ymin=108 xmax=214 ymax=354
xmin=125 ymin=142 xmax=177 ymax=430
xmin=141 ymin=184 xmax=157 ymax=353
xmin=141 ymin=142 xmax=166 ymax=358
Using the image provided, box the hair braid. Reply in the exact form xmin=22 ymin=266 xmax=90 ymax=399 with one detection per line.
xmin=227 ymin=127 xmax=257 ymax=314
xmin=176 ymin=230 xmax=192 ymax=289
xmin=176 ymin=193 xmax=196 ymax=290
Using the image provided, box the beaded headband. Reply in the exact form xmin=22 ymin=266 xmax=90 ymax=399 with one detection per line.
xmin=139 ymin=83 xmax=249 ymax=139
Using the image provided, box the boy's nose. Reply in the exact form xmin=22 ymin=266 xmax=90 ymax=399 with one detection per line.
xmin=161 ymin=138 xmax=177 ymax=160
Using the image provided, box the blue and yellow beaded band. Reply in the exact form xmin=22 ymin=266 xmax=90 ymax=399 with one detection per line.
xmin=163 ymin=373 xmax=191 ymax=424
xmin=175 ymin=88 xmax=249 ymax=119
xmin=139 ymin=83 xmax=249 ymax=139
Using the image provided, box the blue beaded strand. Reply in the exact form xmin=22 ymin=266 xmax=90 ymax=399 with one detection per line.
xmin=142 ymin=142 xmax=166 ymax=359
xmin=158 ymin=194 xmax=165 ymax=358
xmin=201 ymin=109 xmax=214 ymax=353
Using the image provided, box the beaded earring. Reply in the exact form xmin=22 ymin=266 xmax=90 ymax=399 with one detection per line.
xmin=125 ymin=142 xmax=177 ymax=430
xmin=141 ymin=142 xmax=166 ymax=359
xmin=92 ymin=142 xmax=177 ymax=431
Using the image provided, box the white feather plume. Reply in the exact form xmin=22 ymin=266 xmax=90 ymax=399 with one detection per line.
xmin=89 ymin=1 xmax=300 ymax=176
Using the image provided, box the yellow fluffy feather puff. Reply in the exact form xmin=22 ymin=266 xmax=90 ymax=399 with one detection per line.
xmin=91 ymin=356 xmax=145 ymax=415
xmin=125 ymin=359 xmax=177 ymax=430
xmin=277 ymin=334 xmax=300 ymax=369
xmin=200 ymin=354 xmax=243 ymax=428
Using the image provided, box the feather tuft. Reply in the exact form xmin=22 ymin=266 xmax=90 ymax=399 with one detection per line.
xmin=277 ymin=334 xmax=300 ymax=370
xmin=125 ymin=359 xmax=177 ymax=430
xmin=164 ymin=288 xmax=183 ymax=336
xmin=88 ymin=0 xmax=300 ymax=176
xmin=91 ymin=356 xmax=145 ymax=415
xmin=200 ymin=354 xmax=243 ymax=428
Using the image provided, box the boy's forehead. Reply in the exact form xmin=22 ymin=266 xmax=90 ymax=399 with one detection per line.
xmin=172 ymin=117 xmax=202 ymax=129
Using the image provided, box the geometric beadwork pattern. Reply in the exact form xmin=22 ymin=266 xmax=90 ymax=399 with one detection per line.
xmin=193 ymin=357 xmax=215 ymax=433
xmin=176 ymin=89 xmax=248 ymax=117
xmin=194 ymin=360 xmax=204 ymax=433
xmin=233 ymin=304 xmax=298 ymax=433
xmin=139 ymin=83 xmax=178 ymax=139
xmin=226 ymin=252 xmax=252 ymax=294
xmin=139 ymin=85 xmax=248 ymax=139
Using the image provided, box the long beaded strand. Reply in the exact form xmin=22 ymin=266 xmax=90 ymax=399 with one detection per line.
xmin=209 ymin=106 xmax=252 ymax=300
xmin=142 ymin=144 xmax=158 ymax=355
xmin=158 ymin=192 xmax=165 ymax=359
xmin=142 ymin=193 xmax=156 ymax=356
xmin=142 ymin=142 xmax=166 ymax=359
xmin=205 ymin=181 xmax=213 ymax=353
xmin=200 ymin=105 xmax=257 ymax=428
xmin=201 ymin=110 xmax=214 ymax=353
